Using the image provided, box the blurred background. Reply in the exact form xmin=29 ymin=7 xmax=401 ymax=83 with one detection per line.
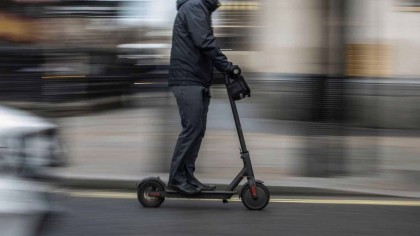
xmin=1 ymin=0 xmax=420 ymax=235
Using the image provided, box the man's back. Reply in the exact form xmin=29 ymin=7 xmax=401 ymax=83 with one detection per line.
xmin=169 ymin=0 xmax=230 ymax=87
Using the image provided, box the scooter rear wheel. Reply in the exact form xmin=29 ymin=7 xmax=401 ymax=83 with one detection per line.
xmin=137 ymin=180 xmax=165 ymax=208
xmin=240 ymin=182 xmax=270 ymax=210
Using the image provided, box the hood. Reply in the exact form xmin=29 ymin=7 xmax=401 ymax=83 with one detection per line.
xmin=177 ymin=0 xmax=189 ymax=10
xmin=0 ymin=105 xmax=56 ymax=136
xmin=176 ymin=0 xmax=220 ymax=12
xmin=202 ymin=0 xmax=221 ymax=12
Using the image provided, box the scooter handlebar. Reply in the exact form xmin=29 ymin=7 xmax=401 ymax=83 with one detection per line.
xmin=232 ymin=67 xmax=241 ymax=76
xmin=224 ymin=72 xmax=251 ymax=101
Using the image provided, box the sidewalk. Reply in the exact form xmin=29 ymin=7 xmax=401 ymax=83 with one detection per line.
xmin=43 ymin=92 xmax=420 ymax=198
xmin=45 ymin=169 xmax=420 ymax=198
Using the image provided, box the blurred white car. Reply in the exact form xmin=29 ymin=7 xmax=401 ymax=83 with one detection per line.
xmin=0 ymin=105 xmax=66 ymax=176
xmin=0 ymin=177 xmax=52 ymax=236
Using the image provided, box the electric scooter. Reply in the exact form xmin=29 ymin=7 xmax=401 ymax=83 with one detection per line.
xmin=137 ymin=70 xmax=270 ymax=210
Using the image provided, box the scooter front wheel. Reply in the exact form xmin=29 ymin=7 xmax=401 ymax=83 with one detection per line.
xmin=137 ymin=180 xmax=165 ymax=208
xmin=240 ymin=182 xmax=270 ymax=210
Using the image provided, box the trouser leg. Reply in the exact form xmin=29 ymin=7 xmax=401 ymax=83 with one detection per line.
xmin=169 ymin=86 xmax=207 ymax=185
xmin=185 ymin=87 xmax=210 ymax=180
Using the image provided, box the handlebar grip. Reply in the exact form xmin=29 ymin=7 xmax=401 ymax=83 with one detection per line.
xmin=233 ymin=67 xmax=241 ymax=76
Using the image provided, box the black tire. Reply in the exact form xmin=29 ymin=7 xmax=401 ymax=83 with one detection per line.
xmin=137 ymin=180 xmax=165 ymax=208
xmin=240 ymin=182 xmax=270 ymax=210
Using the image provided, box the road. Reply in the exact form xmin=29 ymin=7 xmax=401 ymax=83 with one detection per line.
xmin=40 ymin=190 xmax=420 ymax=236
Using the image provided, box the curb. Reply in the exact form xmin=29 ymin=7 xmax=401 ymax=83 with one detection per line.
xmin=1 ymin=96 xmax=129 ymax=117
xmin=50 ymin=176 xmax=399 ymax=198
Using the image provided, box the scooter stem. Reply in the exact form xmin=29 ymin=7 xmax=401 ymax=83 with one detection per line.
xmin=224 ymin=73 xmax=248 ymax=153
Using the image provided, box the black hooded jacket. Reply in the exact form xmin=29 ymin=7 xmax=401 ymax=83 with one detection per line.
xmin=168 ymin=0 xmax=231 ymax=87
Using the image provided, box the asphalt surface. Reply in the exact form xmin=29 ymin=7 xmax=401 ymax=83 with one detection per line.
xmin=41 ymin=191 xmax=420 ymax=236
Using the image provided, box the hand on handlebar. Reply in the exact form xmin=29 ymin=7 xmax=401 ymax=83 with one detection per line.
xmin=228 ymin=64 xmax=241 ymax=79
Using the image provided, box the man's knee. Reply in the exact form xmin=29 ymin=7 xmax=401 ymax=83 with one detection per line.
xmin=184 ymin=122 xmax=203 ymax=137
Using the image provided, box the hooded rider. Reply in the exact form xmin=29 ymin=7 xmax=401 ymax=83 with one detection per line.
xmin=168 ymin=0 xmax=241 ymax=195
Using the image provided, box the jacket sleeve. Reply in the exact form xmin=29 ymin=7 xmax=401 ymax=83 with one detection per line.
xmin=184 ymin=4 xmax=231 ymax=72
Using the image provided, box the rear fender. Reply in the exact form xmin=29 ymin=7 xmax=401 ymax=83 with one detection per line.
xmin=136 ymin=177 xmax=166 ymax=189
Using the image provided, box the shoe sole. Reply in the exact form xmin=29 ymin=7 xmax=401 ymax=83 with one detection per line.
xmin=168 ymin=185 xmax=201 ymax=195
xmin=200 ymin=186 xmax=216 ymax=191
xmin=174 ymin=190 xmax=201 ymax=195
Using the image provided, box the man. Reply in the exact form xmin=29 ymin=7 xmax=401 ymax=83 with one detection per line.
xmin=168 ymin=0 xmax=241 ymax=195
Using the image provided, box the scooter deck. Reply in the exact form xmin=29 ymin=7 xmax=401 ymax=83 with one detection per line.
xmin=162 ymin=190 xmax=237 ymax=199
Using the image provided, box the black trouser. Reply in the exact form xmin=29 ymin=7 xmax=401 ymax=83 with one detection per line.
xmin=169 ymin=85 xmax=211 ymax=185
